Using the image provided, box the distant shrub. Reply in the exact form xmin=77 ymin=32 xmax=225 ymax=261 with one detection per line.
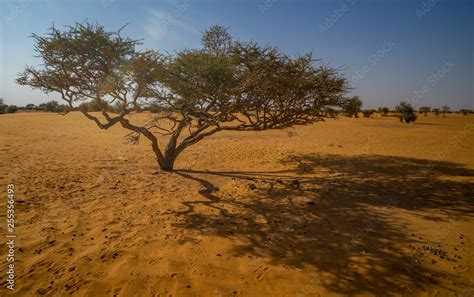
xmin=0 ymin=99 xmax=7 ymax=114
xmin=362 ymin=109 xmax=375 ymax=118
xmin=79 ymin=101 xmax=113 ymax=112
xmin=396 ymin=101 xmax=417 ymax=123
xmin=459 ymin=109 xmax=472 ymax=115
xmin=441 ymin=105 xmax=450 ymax=118
xmin=38 ymin=100 xmax=67 ymax=112
xmin=42 ymin=100 xmax=59 ymax=112
xmin=57 ymin=104 xmax=67 ymax=112
xmin=24 ymin=103 xmax=37 ymax=110
xmin=418 ymin=106 xmax=431 ymax=116
xmin=433 ymin=108 xmax=440 ymax=117
xmin=7 ymin=105 xmax=18 ymax=113
xmin=79 ymin=102 xmax=94 ymax=112
xmin=378 ymin=107 xmax=389 ymax=116
xmin=342 ymin=96 xmax=362 ymax=118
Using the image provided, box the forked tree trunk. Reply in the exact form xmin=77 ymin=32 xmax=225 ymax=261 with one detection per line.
xmin=158 ymin=135 xmax=182 ymax=171
xmin=160 ymin=150 xmax=177 ymax=171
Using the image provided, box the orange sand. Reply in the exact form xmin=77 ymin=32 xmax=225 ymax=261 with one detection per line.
xmin=0 ymin=112 xmax=473 ymax=296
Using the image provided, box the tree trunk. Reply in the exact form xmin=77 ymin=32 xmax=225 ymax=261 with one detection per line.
xmin=159 ymin=142 xmax=179 ymax=171
xmin=160 ymin=153 xmax=176 ymax=171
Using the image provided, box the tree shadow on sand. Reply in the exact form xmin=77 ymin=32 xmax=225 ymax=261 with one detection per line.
xmin=172 ymin=154 xmax=474 ymax=296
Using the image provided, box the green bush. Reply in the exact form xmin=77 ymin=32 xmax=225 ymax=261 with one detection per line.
xmin=418 ymin=106 xmax=431 ymax=116
xmin=362 ymin=109 xmax=375 ymax=118
xmin=42 ymin=100 xmax=59 ymax=112
xmin=441 ymin=106 xmax=450 ymax=117
xmin=342 ymin=96 xmax=362 ymax=118
xmin=378 ymin=107 xmax=389 ymax=116
xmin=0 ymin=99 xmax=7 ymax=114
xmin=396 ymin=101 xmax=417 ymax=123
xmin=24 ymin=104 xmax=37 ymax=110
xmin=7 ymin=105 xmax=18 ymax=113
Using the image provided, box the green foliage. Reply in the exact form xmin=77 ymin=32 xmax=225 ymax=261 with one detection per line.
xmin=418 ymin=106 xmax=431 ymax=116
xmin=0 ymin=98 xmax=7 ymax=114
xmin=342 ymin=96 xmax=363 ymax=118
xmin=362 ymin=109 xmax=375 ymax=118
xmin=7 ymin=105 xmax=18 ymax=113
xmin=0 ymin=99 xmax=20 ymax=114
xmin=17 ymin=22 xmax=352 ymax=171
xmin=16 ymin=22 xmax=139 ymax=108
xmin=38 ymin=100 xmax=67 ymax=112
xmin=201 ymin=25 xmax=233 ymax=56
xmin=395 ymin=101 xmax=417 ymax=123
xmin=378 ymin=107 xmax=389 ymax=116
xmin=459 ymin=109 xmax=472 ymax=115
xmin=43 ymin=100 xmax=59 ymax=112
xmin=441 ymin=105 xmax=450 ymax=117
xmin=25 ymin=104 xmax=37 ymax=110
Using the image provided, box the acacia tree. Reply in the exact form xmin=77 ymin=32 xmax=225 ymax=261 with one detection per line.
xmin=441 ymin=105 xmax=450 ymax=117
xmin=418 ymin=106 xmax=430 ymax=116
xmin=396 ymin=101 xmax=417 ymax=123
xmin=17 ymin=23 xmax=349 ymax=171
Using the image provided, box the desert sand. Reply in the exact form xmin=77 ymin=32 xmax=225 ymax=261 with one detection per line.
xmin=0 ymin=112 xmax=473 ymax=296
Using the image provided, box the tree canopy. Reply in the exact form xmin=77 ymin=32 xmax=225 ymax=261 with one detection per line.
xmin=17 ymin=22 xmax=351 ymax=171
xmin=396 ymin=101 xmax=417 ymax=123
xmin=342 ymin=96 xmax=362 ymax=118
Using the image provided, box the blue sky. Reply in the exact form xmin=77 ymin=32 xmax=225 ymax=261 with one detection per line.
xmin=1 ymin=0 xmax=472 ymax=109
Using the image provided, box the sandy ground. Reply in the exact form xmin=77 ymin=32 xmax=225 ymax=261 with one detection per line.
xmin=0 ymin=112 xmax=473 ymax=296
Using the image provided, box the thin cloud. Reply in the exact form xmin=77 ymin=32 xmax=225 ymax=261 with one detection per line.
xmin=145 ymin=5 xmax=198 ymax=41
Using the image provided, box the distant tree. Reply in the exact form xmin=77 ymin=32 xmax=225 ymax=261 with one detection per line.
xmin=362 ymin=109 xmax=375 ymax=118
xmin=342 ymin=96 xmax=362 ymax=118
xmin=378 ymin=107 xmax=389 ymax=116
xmin=7 ymin=105 xmax=18 ymax=113
xmin=79 ymin=101 xmax=112 ymax=112
xmin=459 ymin=109 xmax=472 ymax=116
xmin=418 ymin=106 xmax=431 ymax=116
xmin=42 ymin=100 xmax=60 ymax=112
xmin=396 ymin=101 xmax=417 ymax=123
xmin=433 ymin=108 xmax=440 ymax=117
xmin=25 ymin=103 xmax=37 ymax=110
xmin=441 ymin=105 xmax=450 ymax=117
xmin=0 ymin=98 xmax=7 ymax=114
xmin=17 ymin=23 xmax=351 ymax=171
xmin=56 ymin=104 xmax=67 ymax=112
